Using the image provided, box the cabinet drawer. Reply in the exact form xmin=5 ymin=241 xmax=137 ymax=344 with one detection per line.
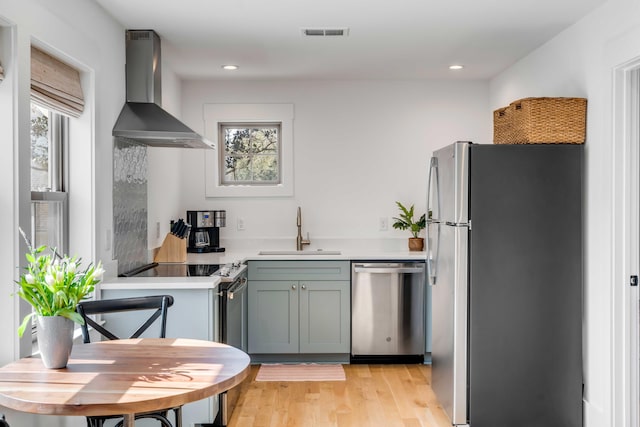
xmin=248 ymin=261 xmax=350 ymax=281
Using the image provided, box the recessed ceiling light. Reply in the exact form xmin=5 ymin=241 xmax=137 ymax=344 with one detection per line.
xmin=222 ymin=65 xmax=239 ymax=71
xmin=449 ymin=65 xmax=464 ymax=70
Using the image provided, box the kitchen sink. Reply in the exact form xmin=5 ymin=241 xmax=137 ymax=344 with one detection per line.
xmin=258 ymin=250 xmax=342 ymax=256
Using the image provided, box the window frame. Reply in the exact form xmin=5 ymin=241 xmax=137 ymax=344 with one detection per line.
xmin=204 ymin=103 xmax=294 ymax=197
xmin=29 ymin=102 xmax=69 ymax=254
xmin=28 ymin=103 xmax=70 ymax=346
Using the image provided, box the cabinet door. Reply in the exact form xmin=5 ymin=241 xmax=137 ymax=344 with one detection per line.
xmin=248 ymin=280 xmax=299 ymax=354
xmin=299 ymin=281 xmax=350 ymax=353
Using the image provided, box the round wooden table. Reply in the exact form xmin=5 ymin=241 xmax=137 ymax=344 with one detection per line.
xmin=0 ymin=338 xmax=251 ymax=426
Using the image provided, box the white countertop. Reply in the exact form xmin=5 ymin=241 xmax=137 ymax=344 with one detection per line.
xmin=185 ymin=237 xmax=427 ymax=264
xmin=100 ymin=275 xmax=222 ymax=290
xmin=186 ymin=249 xmax=426 ymax=263
xmin=101 ymin=239 xmax=426 ymax=290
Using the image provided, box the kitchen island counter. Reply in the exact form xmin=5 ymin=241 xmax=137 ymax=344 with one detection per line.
xmin=97 ymin=280 xmax=223 ymax=426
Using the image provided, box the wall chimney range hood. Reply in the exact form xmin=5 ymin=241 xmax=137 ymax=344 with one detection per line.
xmin=112 ymin=30 xmax=213 ymax=149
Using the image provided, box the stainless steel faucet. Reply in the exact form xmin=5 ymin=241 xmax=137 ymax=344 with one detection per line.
xmin=296 ymin=206 xmax=311 ymax=251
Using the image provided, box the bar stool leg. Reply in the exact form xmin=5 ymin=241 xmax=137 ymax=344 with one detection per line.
xmin=174 ymin=407 xmax=183 ymax=427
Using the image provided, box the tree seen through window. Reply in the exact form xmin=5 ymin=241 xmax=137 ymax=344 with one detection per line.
xmin=221 ymin=124 xmax=280 ymax=185
xmin=30 ymin=104 xmax=49 ymax=191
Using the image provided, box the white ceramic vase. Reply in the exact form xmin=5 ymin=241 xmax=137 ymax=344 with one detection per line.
xmin=36 ymin=315 xmax=74 ymax=369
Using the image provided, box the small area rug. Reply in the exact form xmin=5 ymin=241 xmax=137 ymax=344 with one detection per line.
xmin=255 ymin=363 xmax=346 ymax=382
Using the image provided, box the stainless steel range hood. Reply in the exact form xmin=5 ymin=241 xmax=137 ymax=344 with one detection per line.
xmin=113 ymin=30 xmax=213 ymax=149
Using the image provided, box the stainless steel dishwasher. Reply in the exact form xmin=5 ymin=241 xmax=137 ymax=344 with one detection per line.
xmin=351 ymin=261 xmax=425 ymax=363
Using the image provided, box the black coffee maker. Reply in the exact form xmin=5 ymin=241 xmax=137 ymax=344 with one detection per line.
xmin=186 ymin=210 xmax=226 ymax=253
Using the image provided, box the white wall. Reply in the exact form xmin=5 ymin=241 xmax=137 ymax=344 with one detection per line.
xmin=489 ymin=0 xmax=640 ymax=426
xmin=173 ymin=79 xmax=489 ymax=249
xmin=147 ymin=58 xmax=185 ymax=250
xmin=0 ymin=0 xmax=124 ymax=425
xmin=0 ymin=15 xmax=28 ymax=370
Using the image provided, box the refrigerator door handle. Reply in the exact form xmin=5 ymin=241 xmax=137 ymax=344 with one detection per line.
xmin=426 ymin=156 xmax=440 ymax=286
xmin=427 ymin=223 xmax=440 ymax=286
xmin=427 ymin=156 xmax=439 ymax=222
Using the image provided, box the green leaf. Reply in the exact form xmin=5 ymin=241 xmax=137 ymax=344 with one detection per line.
xmin=393 ymin=201 xmax=426 ymax=238
xmin=17 ymin=312 xmax=35 ymax=338
xmin=59 ymin=309 xmax=85 ymax=325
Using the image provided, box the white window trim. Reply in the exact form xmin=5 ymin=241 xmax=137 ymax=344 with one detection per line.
xmin=204 ymin=103 xmax=294 ymax=197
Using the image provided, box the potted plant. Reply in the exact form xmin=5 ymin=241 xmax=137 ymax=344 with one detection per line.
xmin=15 ymin=232 xmax=104 ymax=368
xmin=392 ymin=201 xmax=427 ymax=251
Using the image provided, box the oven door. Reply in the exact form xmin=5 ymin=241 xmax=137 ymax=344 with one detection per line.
xmin=216 ymin=272 xmax=248 ymax=426
xmin=221 ymin=274 xmax=248 ymax=352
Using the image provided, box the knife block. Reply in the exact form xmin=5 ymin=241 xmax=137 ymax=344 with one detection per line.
xmin=154 ymin=233 xmax=187 ymax=263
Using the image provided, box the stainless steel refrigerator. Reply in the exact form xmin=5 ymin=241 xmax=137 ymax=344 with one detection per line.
xmin=427 ymin=141 xmax=583 ymax=427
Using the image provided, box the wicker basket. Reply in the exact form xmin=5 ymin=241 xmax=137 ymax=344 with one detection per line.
xmin=493 ymin=106 xmax=513 ymax=144
xmin=493 ymin=97 xmax=587 ymax=144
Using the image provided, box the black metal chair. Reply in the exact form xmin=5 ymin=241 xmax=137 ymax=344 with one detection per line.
xmin=76 ymin=295 xmax=181 ymax=427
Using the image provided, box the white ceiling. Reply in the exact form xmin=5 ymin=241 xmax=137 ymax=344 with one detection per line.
xmin=93 ymin=0 xmax=606 ymax=80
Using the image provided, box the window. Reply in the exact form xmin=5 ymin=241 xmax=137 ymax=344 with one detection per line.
xmin=28 ymin=102 xmax=69 ymax=347
xmin=220 ymin=123 xmax=281 ymax=185
xmin=30 ymin=102 xmax=68 ymax=254
xmin=23 ymin=44 xmax=85 ymax=355
xmin=204 ymin=103 xmax=294 ymax=197
xmin=29 ymin=44 xmax=83 ymax=253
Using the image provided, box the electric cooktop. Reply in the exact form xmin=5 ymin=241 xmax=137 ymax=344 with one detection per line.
xmin=119 ymin=263 xmax=221 ymax=278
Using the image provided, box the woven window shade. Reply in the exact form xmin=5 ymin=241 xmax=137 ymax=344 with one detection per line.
xmin=31 ymin=46 xmax=84 ymax=118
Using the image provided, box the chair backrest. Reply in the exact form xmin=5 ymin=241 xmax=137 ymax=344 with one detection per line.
xmin=76 ymin=295 xmax=174 ymax=343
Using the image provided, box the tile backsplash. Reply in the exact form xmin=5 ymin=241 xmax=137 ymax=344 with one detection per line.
xmin=113 ymin=137 xmax=148 ymax=275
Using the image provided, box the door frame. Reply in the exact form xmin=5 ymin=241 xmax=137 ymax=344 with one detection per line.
xmin=612 ymin=58 xmax=640 ymax=427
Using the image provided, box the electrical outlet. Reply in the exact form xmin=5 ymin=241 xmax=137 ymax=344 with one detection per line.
xmin=237 ymin=217 xmax=245 ymax=231
xmin=379 ymin=217 xmax=388 ymax=231
xmin=156 ymin=222 xmax=160 ymax=239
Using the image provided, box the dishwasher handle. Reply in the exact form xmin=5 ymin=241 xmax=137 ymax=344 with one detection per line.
xmin=353 ymin=264 xmax=425 ymax=274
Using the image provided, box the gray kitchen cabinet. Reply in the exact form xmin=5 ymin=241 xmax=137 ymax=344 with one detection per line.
xmin=248 ymin=280 xmax=299 ymax=353
xmin=299 ymin=281 xmax=350 ymax=353
xmin=247 ymin=261 xmax=350 ymax=356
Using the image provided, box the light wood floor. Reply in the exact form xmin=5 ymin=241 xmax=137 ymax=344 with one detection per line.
xmin=228 ymin=364 xmax=452 ymax=427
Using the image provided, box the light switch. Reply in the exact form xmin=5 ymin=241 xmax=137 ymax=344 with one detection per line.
xmin=237 ymin=217 xmax=245 ymax=231
xmin=379 ymin=217 xmax=388 ymax=231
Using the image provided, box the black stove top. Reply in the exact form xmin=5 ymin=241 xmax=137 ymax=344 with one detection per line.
xmin=120 ymin=263 xmax=221 ymax=278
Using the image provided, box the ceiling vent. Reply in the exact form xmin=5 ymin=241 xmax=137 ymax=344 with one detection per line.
xmin=302 ymin=28 xmax=350 ymax=37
